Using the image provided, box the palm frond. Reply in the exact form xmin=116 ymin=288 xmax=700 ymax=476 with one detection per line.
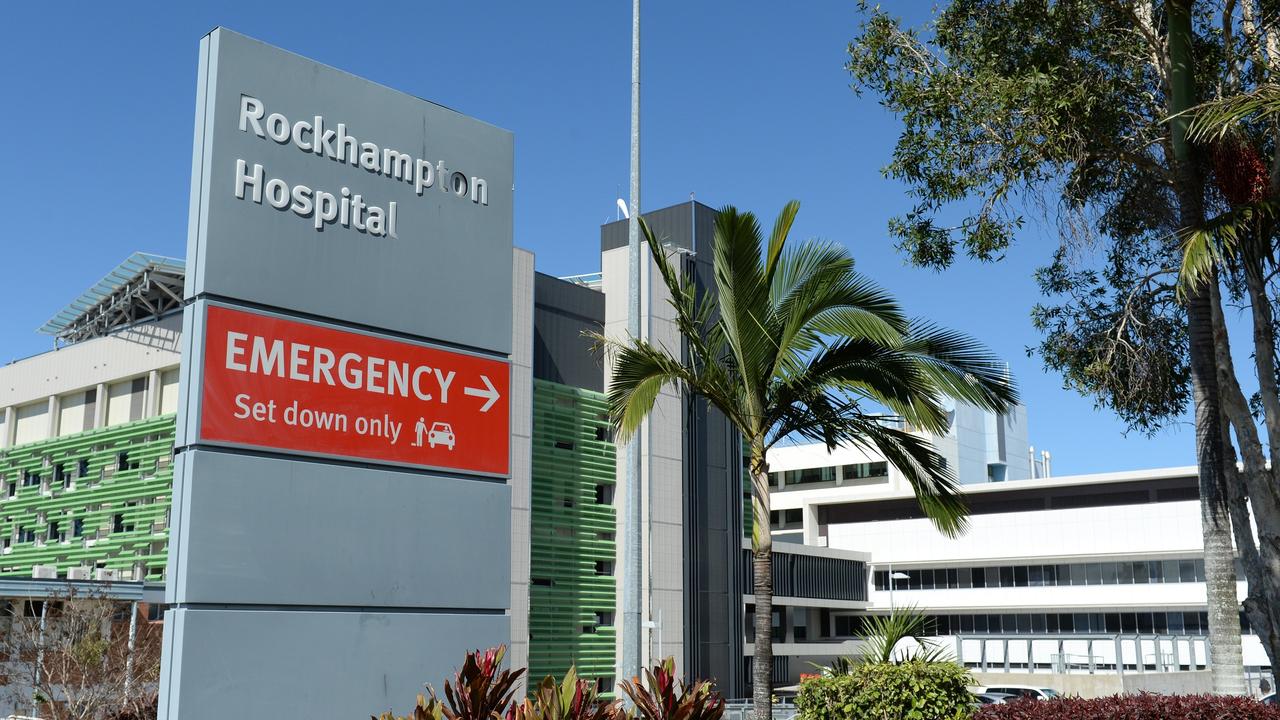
xmin=1182 ymin=84 xmax=1280 ymax=143
xmin=898 ymin=322 xmax=1019 ymax=415
xmin=1177 ymin=199 xmax=1280 ymax=296
xmin=858 ymin=607 xmax=953 ymax=664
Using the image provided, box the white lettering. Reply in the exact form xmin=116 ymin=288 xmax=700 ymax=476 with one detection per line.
xmin=289 ymin=343 xmax=311 ymax=382
xmin=434 ymin=368 xmax=455 ymax=404
xmin=338 ymin=352 xmax=363 ymax=390
xmin=239 ymin=96 xmax=264 ymax=136
xmin=266 ymin=112 xmax=289 ymax=142
xmin=234 ymin=160 xmax=262 ymax=203
xmin=226 ymin=331 xmax=249 ymax=371
xmin=412 ymin=365 xmax=433 ymax=402
xmin=250 ymin=337 xmax=286 ymax=377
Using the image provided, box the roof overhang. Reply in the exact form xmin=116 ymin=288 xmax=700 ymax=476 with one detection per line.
xmin=38 ymin=252 xmax=186 ymax=344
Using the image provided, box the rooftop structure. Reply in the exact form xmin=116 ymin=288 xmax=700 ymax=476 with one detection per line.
xmin=37 ymin=252 xmax=184 ymax=345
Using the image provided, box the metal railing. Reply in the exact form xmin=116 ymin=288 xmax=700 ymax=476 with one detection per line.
xmin=954 ymin=633 xmax=1210 ymax=675
xmin=723 ymin=702 xmax=797 ymax=720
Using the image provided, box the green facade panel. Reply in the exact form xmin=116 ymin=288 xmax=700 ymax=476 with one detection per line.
xmin=0 ymin=415 xmax=176 ymax=580
xmin=529 ymin=380 xmax=617 ymax=689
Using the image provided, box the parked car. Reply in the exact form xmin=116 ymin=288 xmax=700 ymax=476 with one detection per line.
xmin=973 ymin=692 xmax=1017 ymax=705
xmin=980 ymin=685 xmax=1060 ymax=700
xmin=1263 ymin=693 xmax=1276 ymax=705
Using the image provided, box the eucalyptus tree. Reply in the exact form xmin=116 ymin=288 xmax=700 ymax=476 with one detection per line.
xmin=846 ymin=0 xmax=1280 ymax=689
xmin=599 ymin=201 xmax=1015 ymax=720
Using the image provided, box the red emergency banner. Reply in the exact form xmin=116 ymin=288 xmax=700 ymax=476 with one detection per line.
xmin=200 ymin=305 xmax=510 ymax=476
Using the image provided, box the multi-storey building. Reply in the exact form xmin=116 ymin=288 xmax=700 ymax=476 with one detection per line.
xmin=0 ymin=203 xmax=868 ymax=714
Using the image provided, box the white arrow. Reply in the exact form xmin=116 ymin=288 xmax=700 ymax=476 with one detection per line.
xmin=463 ymin=374 xmax=500 ymax=412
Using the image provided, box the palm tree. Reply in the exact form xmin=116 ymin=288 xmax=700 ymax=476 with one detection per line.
xmin=598 ymin=201 xmax=1017 ymax=720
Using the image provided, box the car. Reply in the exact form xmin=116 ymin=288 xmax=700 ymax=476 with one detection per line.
xmin=981 ymin=686 xmax=1060 ymax=700
xmin=1263 ymin=693 xmax=1277 ymax=705
xmin=427 ymin=422 xmax=455 ymax=450
xmin=973 ymin=692 xmax=1017 ymax=705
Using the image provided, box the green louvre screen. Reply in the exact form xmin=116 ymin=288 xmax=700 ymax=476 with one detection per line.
xmin=529 ymin=379 xmax=617 ymax=690
xmin=0 ymin=414 xmax=175 ymax=580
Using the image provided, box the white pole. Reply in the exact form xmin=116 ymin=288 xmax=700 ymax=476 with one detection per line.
xmin=621 ymin=0 xmax=644 ymax=686
xmin=888 ymin=563 xmax=895 ymax=613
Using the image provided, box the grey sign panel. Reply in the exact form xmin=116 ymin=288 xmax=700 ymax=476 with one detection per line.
xmin=186 ymin=28 xmax=513 ymax=353
xmin=166 ymin=449 xmax=510 ymax=607
xmin=160 ymin=608 xmax=508 ymax=720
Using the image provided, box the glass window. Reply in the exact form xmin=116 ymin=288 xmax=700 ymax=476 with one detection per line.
xmin=986 ymin=567 xmax=1000 ymax=588
xmin=1043 ymin=565 xmax=1058 ymax=585
xmin=1121 ymin=613 xmax=1137 ymax=633
xmin=1148 ymin=561 xmax=1164 ymax=583
xmin=1001 ymin=614 xmax=1016 ymax=633
xmin=1179 ymin=560 xmax=1196 ymax=583
xmin=1000 ymin=566 xmax=1015 ymax=587
xmin=1168 ymin=612 xmax=1184 ymax=634
xmin=1016 ymin=614 xmax=1032 ymax=633
xmin=975 ymin=614 xmax=989 ymax=633
xmin=1118 ymin=562 xmax=1134 ymax=584
xmin=973 ymin=568 xmax=986 ymax=588
xmin=1133 ymin=562 xmax=1149 ymax=584
xmin=1047 ymin=614 xmax=1059 ymax=633
xmin=1163 ymin=560 xmax=1180 ymax=583
xmin=1086 ymin=564 xmax=1103 ymax=585
xmin=1070 ymin=564 xmax=1086 ymax=586
xmin=958 ymin=567 xmax=972 ymax=589
xmin=1138 ymin=613 xmax=1154 ymax=634
xmin=1105 ymin=613 xmax=1121 ymax=633
xmin=1056 ymin=564 xmax=1071 ymax=586
xmin=946 ymin=568 xmax=958 ymax=588
xmin=1193 ymin=559 xmax=1206 ymax=582
xmin=1028 ymin=565 xmax=1043 ymax=587
xmin=920 ymin=569 xmax=934 ymax=589
xmin=1060 ymin=614 xmax=1075 ymax=633
xmin=1014 ymin=566 xmax=1028 ymax=586
xmin=1032 ymin=614 xmax=1047 ymax=633
xmin=1153 ymin=612 xmax=1168 ymax=634
xmin=960 ymin=614 xmax=975 ymax=633
xmin=1101 ymin=563 xmax=1119 ymax=585
xmin=1090 ymin=614 xmax=1105 ymax=633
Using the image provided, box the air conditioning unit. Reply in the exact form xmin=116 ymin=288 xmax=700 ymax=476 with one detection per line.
xmin=31 ymin=565 xmax=57 ymax=579
xmin=94 ymin=568 xmax=121 ymax=581
xmin=67 ymin=567 xmax=91 ymax=580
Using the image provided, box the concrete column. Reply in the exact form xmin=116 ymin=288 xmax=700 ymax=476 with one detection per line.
xmin=2 ymin=406 xmax=13 ymax=449
xmin=46 ymin=395 xmax=59 ymax=440
xmin=147 ymin=370 xmax=161 ymax=417
xmin=94 ymin=383 xmax=107 ymax=429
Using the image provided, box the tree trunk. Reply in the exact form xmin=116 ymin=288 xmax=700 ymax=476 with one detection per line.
xmin=1167 ymin=0 xmax=1246 ymax=693
xmin=750 ymin=441 xmax=773 ymax=720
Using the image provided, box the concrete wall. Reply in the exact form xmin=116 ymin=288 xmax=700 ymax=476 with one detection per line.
xmin=0 ymin=315 xmax=181 ymax=449
xmin=510 ymin=249 xmax=535 ymax=693
xmin=971 ymin=670 xmax=1213 ymax=698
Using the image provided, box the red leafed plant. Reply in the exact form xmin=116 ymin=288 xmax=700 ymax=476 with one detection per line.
xmin=617 ymin=658 xmax=725 ymax=720
xmin=375 ymin=646 xmax=525 ymax=720
xmin=509 ymin=666 xmax=622 ymax=720
xmin=973 ymin=692 xmax=1280 ymax=720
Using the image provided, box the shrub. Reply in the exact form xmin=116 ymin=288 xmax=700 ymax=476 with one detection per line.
xmin=795 ymin=660 xmax=974 ymax=720
xmin=617 ymin=658 xmax=725 ymax=720
xmin=973 ymin=693 xmax=1280 ymax=719
xmin=374 ymin=646 xmax=525 ymax=720
xmin=512 ymin=666 xmax=622 ymax=720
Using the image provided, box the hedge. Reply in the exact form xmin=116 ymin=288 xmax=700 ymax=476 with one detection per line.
xmin=795 ymin=660 xmax=974 ymax=720
xmin=973 ymin=693 xmax=1280 ymax=719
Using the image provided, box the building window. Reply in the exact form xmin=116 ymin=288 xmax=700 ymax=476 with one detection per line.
xmin=73 ymin=518 xmax=84 ymax=538
xmin=78 ymin=458 xmax=90 ymax=477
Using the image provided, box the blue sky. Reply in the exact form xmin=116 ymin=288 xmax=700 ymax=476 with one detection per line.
xmin=0 ymin=1 xmax=1194 ymax=474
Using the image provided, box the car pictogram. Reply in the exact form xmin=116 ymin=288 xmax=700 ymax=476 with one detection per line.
xmin=428 ymin=421 xmax=455 ymax=450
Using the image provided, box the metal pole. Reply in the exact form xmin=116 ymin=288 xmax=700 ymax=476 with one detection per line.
xmin=888 ymin=563 xmax=894 ymax=612
xmin=32 ymin=600 xmax=47 ymax=718
xmin=620 ymin=0 xmax=644 ymax=686
xmin=125 ymin=600 xmax=139 ymax=699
